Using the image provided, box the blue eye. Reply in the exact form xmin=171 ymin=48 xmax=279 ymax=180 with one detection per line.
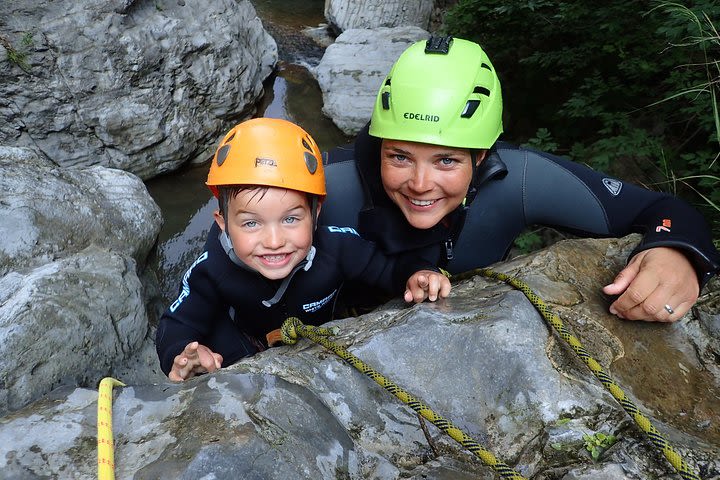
xmin=283 ymin=216 xmax=298 ymax=224
xmin=439 ymin=157 xmax=456 ymax=166
xmin=242 ymin=220 xmax=257 ymax=228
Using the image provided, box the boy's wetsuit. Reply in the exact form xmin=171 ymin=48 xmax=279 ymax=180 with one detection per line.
xmin=156 ymin=221 xmax=435 ymax=375
xmin=320 ymin=125 xmax=720 ymax=288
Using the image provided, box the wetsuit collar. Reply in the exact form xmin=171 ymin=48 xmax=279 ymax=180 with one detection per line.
xmin=261 ymin=246 xmax=316 ymax=307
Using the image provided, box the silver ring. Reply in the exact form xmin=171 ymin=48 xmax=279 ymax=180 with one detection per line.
xmin=664 ymin=304 xmax=674 ymax=315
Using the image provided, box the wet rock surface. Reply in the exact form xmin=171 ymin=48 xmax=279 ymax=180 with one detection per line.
xmin=2 ymin=236 xmax=718 ymax=479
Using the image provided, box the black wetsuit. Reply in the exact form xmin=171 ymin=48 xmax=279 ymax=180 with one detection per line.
xmin=156 ymin=222 xmax=435 ymax=375
xmin=320 ymin=126 xmax=720 ymax=289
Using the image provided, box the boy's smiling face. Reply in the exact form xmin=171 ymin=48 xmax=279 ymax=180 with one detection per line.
xmin=214 ymin=187 xmax=315 ymax=280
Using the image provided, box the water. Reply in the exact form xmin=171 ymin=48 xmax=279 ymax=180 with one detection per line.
xmin=145 ymin=0 xmax=350 ymax=306
xmin=250 ymin=0 xmax=325 ymax=30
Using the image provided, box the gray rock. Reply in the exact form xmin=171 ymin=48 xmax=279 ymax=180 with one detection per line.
xmin=325 ymin=0 xmax=434 ymax=33
xmin=0 ymin=0 xmax=277 ymax=180
xmin=314 ymin=27 xmax=428 ymax=135
xmin=0 ymin=147 xmax=160 ymax=275
xmin=0 ymin=146 xmax=165 ymax=415
xmin=1 ymin=236 xmax=718 ymax=479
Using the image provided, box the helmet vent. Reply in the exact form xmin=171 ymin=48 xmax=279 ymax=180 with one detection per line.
xmin=216 ymin=145 xmax=231 ymax=166
xmin=473 ymin=86 xmax=491 ymax=96
xmin=225 ymin=132 xmax=235 ymax=143
xmin=381 ymin=91 xmax=390 ymax=110
xmin=481 ymin=63 xmax=492 ymax=71
xmin=304 ymin=151 xmax=318 ymax=174
xmin=302 ymin=137 xmax=312 ymax=151
xmin=461 ymin=100 xmax=481 ymax=119
xmin=384 ymin=78 xmax=391 ymax=86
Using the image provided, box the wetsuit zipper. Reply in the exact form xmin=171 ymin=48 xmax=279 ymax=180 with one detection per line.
xmin=444 ymin=207 xmax=468 ymax=264
xmin=445 ymin=239 xmax=454 ymax=260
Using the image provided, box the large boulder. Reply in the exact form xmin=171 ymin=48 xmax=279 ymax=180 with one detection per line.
xmin=0 ymin=0 xmax=277 ymax=180
xmin=1 ymin=235 xmax=718 ymax=479
xmin=325 ymin=0 xmax=434 ymax=33
xmin=314 ymin=27 xmax=428 ymax=135
xmin=0 ymin=146 xmax=165 ymax=415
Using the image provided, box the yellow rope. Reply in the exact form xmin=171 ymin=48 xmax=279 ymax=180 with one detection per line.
xmin=280 ymin=317 xmax=527 ymax=479
xmin=97 ymin=377 xmax=125 ymax=480
xmin=467 ymin=268 xmax=700 ymax=480
xmin=92 ymin=267 xmax=700 ymax=479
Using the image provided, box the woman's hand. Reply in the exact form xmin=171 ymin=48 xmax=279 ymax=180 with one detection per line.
xmin=602 ymin=247 xmax=699 ymax=322
xmin=168 ymin=341 xmax=223 ymax=382
xmin=405 ymin=270 xmax=451 ymax=303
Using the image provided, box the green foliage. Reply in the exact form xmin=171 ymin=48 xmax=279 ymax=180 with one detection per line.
xmin=523 ymin=128 xmax=559 ymax=152
xmin=582 ymin=432 xmax=617 ymax=461
xmin=513 ymin=230 xmax=544 ymax=254
xmin=1 ymin=32 xmax=33 ymax=72
xmin=444 ymin=0 xmax=720 ymax=239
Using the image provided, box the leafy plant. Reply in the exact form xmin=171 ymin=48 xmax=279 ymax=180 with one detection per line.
xmin=513 ymin=230 xmax=544 ymax=254
xmin=582 ymin=431 xmax=617 ymax=461
xmin=652 ymin=2 xmax=720 ymax=237
xmin=1 ymin=32 xmax=33 ymax=72
xmin=443 ymin=0 xmax=720 ymax=240
xmin=523 ymin=127 xmax=559 ymax=153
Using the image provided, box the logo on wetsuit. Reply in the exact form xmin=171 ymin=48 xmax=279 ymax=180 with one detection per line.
xmin=169 ymin=251 xmax=209 ymax=312
xmin=655 ymin=218 xmax=672 ymax=233
xmin=327 ymin=226 xmax=359 ymax=236
xmin=303 ymin=289 xmax=337 ymax=313
xmin=602 ymin=178 xmax=622 ymax=196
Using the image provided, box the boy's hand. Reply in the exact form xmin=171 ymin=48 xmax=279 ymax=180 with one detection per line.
xmin=404 ymin=270 xmax=451 ymax=303
xmin=169 ymin=341 xmax=223 ymax=382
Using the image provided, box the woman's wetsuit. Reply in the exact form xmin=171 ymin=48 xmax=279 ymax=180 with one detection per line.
xmin=156 ymin=221 xmax=434 ymax=375
xmin=320 ymin=125 xmax=720 ymax=287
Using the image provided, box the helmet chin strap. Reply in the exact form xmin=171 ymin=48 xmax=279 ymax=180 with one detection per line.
xmin=218 ymin=228 xmax=317 ymax=307
xmin=464 ymin=150 xmax=479 ymax=206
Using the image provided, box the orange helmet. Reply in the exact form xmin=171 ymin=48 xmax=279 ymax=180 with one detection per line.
xmin=206 ymin=117 xmax=326 ymax=198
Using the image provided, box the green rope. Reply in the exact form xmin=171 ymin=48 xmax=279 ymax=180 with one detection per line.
xmin=280 ymin=317 xmax=527 ymax=480
xmin=465 ymin=268 xmax=700 ymax=480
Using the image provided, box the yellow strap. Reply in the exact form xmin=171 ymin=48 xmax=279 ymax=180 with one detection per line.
xmin=97 ymin=377 xmax=125 ymax=480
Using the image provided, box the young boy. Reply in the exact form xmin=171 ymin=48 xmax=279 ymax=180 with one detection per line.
xmin=156 ymin=118 xmax=451 ymax=381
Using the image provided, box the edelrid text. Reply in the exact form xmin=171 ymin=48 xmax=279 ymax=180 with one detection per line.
xmin=403 ymin=112 xmax=440 ymax=122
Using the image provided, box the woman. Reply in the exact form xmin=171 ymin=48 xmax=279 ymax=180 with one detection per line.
xmin=319 ymin=36 xmax=720 ymax=322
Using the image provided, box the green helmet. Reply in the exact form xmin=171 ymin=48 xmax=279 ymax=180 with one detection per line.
xmin=369 ymin=36 xmax=503 ymax=149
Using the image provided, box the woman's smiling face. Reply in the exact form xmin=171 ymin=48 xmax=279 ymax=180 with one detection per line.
xmin=380 ymin=139 xmax=480 ymax=229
